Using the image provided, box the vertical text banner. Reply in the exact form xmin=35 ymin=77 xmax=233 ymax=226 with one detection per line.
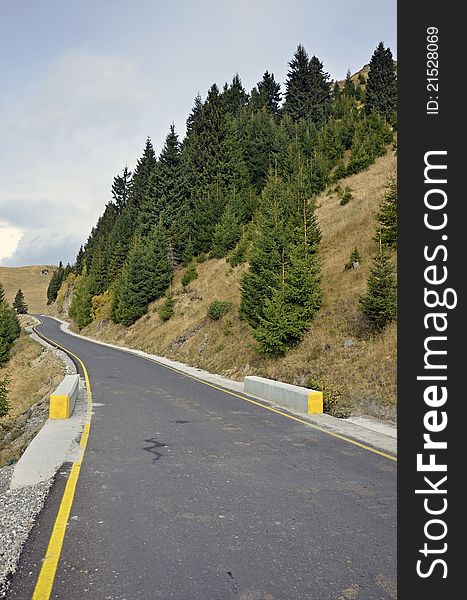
xmin=398 ymin=1 xmax=463 ymax=597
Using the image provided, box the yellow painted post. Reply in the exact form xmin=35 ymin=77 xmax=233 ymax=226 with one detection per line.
xmin=49 ymin=394 xmax=71 ymax=419
xmin=307 ymin=390 xmax=323 ymax=414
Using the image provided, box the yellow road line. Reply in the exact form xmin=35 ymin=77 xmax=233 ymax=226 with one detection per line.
xmin=46 ymin=316 xmax=396 ymax=462
xmin=132 ymin=349 xmax=397 ymax=463
xmin=31 ymin=319 xmax=92 ymax=600
xmin=30 ymin=316 xmax=394 ymax=595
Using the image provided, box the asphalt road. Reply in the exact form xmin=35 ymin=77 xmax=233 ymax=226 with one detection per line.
xmin=8 ymin=316 xmax=396 ymax=599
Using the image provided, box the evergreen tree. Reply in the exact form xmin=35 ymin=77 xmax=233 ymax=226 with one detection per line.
xmin=253 ymin=245 xmax=322 ymax=354
xmin=332 ymin=80 xmax=340 ymax=100
xmin=112 ymin=228 xmax=173 ymax=326
xmin=344 ymin=248 xmax=362 ymax=270
xmin=359 ymin=246 xmax=397 ymax=331
xmin=240 ymin=173 xmax=292 ymax=327
xmin=0 ymin=301 xmax=20 ymax=366
xmin=343 ymin=69 xmax=356 ymax=97
xmin=186 ymin=93 xmax=203 ymax=136
xmin=127 ymin=138 xmax=157 ymax=218
xmin=211 ymin=201 xmax=242 ymax=258
xmin=111 ymin=166 xmax=132 ymax=213
xmin=375 ymin=177 xmax=397 ymax=249
xmin=108 ymin=209 xmax=133 ymax=281
xmin=13 ymin=289 xmax=28 ymax=314
xmin=75 ymin=246 xmax=85 ymax=275
xmin=283 ymin=45 xmax=331 ymax=125
xmin=47 ymin=261 xmax=65 ymax=304
xmin=0 ymin=376 xmax=10 ymax=418
xmin=139 ymin=124 xmax=185 ymax=239
xmin=250 ymin=71 xmax=282 ymax=117
xmin=69 ymin=272 xmax=93 ymax=328
xmin=365 ymin=42 xmax=397 ymax=122
xmin=223 ymin=74 xmax=249 ymax=115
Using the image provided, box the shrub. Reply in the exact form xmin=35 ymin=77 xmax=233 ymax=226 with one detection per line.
xmin=332 ymin=160 xmax=347 ymax=182
xmin=207 ymin=300 xmax=232 ymax=320
xmin=0 ymin=376 xmax=10 ymax=418
xmin=359 ymin=247 xmax=397 ymax=331
xmin=159 ymin=295 xmax=175 ymax=321
xmin=308 ymin=378 xmax=350 ymax=418
xmin=344 ymin=248 xmax=362 ymax=271
xmin=340 ymin=186 xmax=353 ymax=205
xmin=181 ymin=264 xmax=198 ymax=287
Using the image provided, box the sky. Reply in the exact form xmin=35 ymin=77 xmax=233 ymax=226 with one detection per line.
xmin=0 ymin=0 xmax=396 ymax=267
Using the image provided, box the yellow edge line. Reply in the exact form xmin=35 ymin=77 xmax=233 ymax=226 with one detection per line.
xmin=46 ymin=315 xmax=396 ymax=462
xmin=31 ymin=319 xmax=93 ymax=600
xmin=130 ymin=346 xmax=397 ymax=463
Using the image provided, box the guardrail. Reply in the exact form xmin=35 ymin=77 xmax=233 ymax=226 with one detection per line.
xmin=49 ymin=374 xmax=80 ymax=419
xmin=244 ymin=376 xmax=323 ymax=415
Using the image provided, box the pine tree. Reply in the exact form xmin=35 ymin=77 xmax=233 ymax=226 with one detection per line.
xmin=75 ymin=246 xmax=85 ymax=275
xmin=112 ymin=166 xmax=132 ymax=213
xmin=0 ymin=376 xmax=10 ymax=418
xmin=127 ymin=138 xmax=157 ymax=218
xmin=250 ymin=71 xmax=282 ymax=117
xmin=283 ymin=45 xmax=331 ymax=125
xmin=139 ymin=124 xmax=185 ymax=239
xmin=344 ymin=248 xmax=362 ymax=270
xmin=359 ymin=246 xmax=397 ymax=331
xmin=253 ymin=245 xmax=322 ymax=354
xmin=332 ymin=80 xmax=340 ymax=100
xmin=112 ymin=228 xmax=173 ymax=326
xmin=13 ymin=289 xmax=28 ymax=314
xmin=47 ymin=261 xmax=65 ymax=304
xmin=365 ymin=42 xmax=397 ymax=122
xmin=0 ymin=301 xmax=20 ymax=366
xmin=211 ymin=201 xmax=242 ymax=258
xmin=343 ymin=69 xmax=356 ymax=97
xmin=186 ymin=93 xmax=203 ymax=136
xmin=69 ymin=272 xmax=93 ymax=328
xmin=375 ymin=177 xmax=397 ymax=249
xmin=240 ymin=173 xmax=291 ymax=327
xmin=223 ymin=74 xmax=249 ymax=115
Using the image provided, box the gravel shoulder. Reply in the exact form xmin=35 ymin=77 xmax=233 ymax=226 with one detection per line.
xmin=0 ymin=321 xmax=75 ymax=597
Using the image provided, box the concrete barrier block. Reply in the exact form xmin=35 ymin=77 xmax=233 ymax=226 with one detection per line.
xmin=244 ymin=376 xmax=323 ymax=415
xmin=49 ymin=374 xmax=80 ymax=419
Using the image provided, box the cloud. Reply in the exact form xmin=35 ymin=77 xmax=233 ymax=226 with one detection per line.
xmin=0 ymin=49 xmax=159 ymax=266
xmin=0 ymin=222 xmax=24 ymax=264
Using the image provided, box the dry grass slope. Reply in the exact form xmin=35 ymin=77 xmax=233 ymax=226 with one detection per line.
xmin=78 ymin=151 xmax=397 ymax=421
xmin=0 ymin=265 xmax=55 ymax=313
xmin=0 ymin=329 xmax=65 ymax=465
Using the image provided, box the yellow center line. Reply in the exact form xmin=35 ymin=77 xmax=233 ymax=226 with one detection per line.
xmin=31 ymin=319 xmax=93 ymax=600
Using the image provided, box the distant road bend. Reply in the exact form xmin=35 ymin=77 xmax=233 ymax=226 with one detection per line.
xmin=8 ymin=315 xmax=396 ymax=600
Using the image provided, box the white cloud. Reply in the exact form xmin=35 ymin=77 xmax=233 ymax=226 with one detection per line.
xmin=0 ymin=49 xmax=159 ymax=265
xmin=0 ymin=222 xmax=24 ymax=264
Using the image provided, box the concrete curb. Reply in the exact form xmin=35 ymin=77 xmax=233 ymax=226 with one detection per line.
xmin=10 ymin=321 xmax=88 ymax=490
xmin=46 ymin=316 xmax=397 ymax=457
xmin=244 ymin=376 xmax=323 ymax=415
xmin=49 ymin=374 xmax=80 ymax=419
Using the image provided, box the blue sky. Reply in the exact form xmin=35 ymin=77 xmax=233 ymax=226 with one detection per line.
xmin=0 ymin=0 xmax=396 ymax=266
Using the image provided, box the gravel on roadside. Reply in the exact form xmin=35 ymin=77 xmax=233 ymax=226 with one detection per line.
xmin=0 ymin=465 xmax=53 ymax=597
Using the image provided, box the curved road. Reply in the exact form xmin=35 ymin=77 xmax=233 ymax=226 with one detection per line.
xmin=8 ymin=316 xmax=396 ymax=599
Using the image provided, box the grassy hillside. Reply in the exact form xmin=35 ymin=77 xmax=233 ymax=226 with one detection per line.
xmin=0 ymin=323 xmax=65 ymax=466
xmin=0 ymin=265 xmax=55 ymax=313
xmin=63 ymin=151 xmax=396 ymax=421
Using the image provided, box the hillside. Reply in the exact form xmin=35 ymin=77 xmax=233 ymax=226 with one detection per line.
xmin=0 ymin=322 xmax=65 ymax=466
xmin=0 ymin=265 xmax=55 ymax=313
xmin=58 ymin=151 xmax=396 ymax=421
